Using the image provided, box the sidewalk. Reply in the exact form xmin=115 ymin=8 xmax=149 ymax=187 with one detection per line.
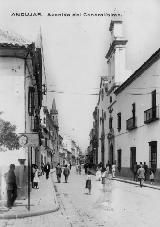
xmin=89 ymin=168 xmax=160 ymax=190
xmin=0 ymin=170 xmax=59 ymax=219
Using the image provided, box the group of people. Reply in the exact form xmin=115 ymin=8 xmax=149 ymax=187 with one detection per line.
xmin=85 ymin=164 xmax=113 ymax=194
xmin=56 ymin=163 xmax=70 ymax=183
xmin=133 ymin=162 xmax=155 ymax=187
xmin=31 ymin=162 xmax=51 ymax=189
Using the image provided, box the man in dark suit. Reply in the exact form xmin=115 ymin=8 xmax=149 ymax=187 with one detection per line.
xmin=45 ymin=162 xmax=50 ymax=179
xmin=6 ymin=164 xmax=17 ymax=208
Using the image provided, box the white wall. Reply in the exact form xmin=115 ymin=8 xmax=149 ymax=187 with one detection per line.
xmin=115 ymin=58 xmax=160 ymax=168
xmin=0 ymin=57 xmax=25 ymax=133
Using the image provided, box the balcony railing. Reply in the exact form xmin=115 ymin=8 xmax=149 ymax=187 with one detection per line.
xmin=144 ymin=106 xmax=159 ymax=124
xmin=126 ymin=117 xmax=136 ymax=130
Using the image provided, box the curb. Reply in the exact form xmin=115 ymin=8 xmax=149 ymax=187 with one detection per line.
xmin=0 ymin=171 xmax=59 ymax=220
xmin=0 ymin=205 xmax=59 ymax=220
xmin=89 ymin=168 xmax=160 ymax=190
xmin=113 ymin=178 xmax=160 ymax=190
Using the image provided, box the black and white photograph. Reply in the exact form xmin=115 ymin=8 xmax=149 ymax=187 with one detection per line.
xmin=0 ymin=0 xmax=160 ymax=226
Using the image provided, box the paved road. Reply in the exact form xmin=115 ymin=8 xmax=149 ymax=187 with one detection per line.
xmin=1 ymin=167 xmax=160 ymax=227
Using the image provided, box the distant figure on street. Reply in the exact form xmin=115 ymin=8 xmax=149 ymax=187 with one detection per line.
xmin=143 ymin=162 xmax=148 ymax=181
xmin=84 ymin=163 xmax=88 ymax=175
xmin=133 ymin=162 xmax=138 ymax=181
xmin=69 ymin=162 xmax=72 ymax=170
xmin=85 ymin=171 xmax=91 ymax=194
xmin=76 ymin=164 xmax=79 ymax=174
xmin=137 ymin=165 xmax=145 ymax=187
xmin=149 ymin=169 xmax=155 ymax=184
xmin=33 ymin=167 xmax=40 ymax=189
xmin=112 ymin=162 xmax=116 ymax=178
xmin=6 ymin=164 xmax=17 ymax=209
xmin=96 ymin=167 xmax=101 ymax=181
xmin=101 ymin=167 xmax=107 ymax=192
xmin=45 ymin=162 xmax=50 ymax=179
xmin=78 ymin=164 xmax=81 ymax=174
xmin=63 ymin=165 xmax=70 ymax=183
xmin=56 ymin=163 xmax=62 ymax=183
xmin=41 ymin=162 xmax=45 ymax=175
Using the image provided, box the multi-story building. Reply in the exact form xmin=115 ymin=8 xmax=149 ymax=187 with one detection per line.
xmin=59 ymin=135 xmax=65 ymax=166
xmin=0 ymin=29 xmax=43 ymax=199
xmin=96 ymin=17 xmax=160 ymax=181
xmin=40 ymin=98 xmax=59 ymax=168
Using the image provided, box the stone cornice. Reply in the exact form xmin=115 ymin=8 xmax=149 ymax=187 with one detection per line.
xmin=105 ymin=39 xmax=128 ymax=59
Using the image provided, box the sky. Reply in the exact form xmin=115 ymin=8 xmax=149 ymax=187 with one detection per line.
xmin=0 ymin=0 xmax=160 ymax=152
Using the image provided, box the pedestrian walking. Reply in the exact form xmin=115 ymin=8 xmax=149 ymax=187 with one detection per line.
xmin=137 ymin=165 xmax=145 ymax=187
xmin=41 ymin=162 xmax=45 ymax=175
xmin=112 ymin=162 xmax=116 ymax=178
xmin=44 ymin=162 xmax=50 ymax=179
xmin=133 ymin=162 xmax=138 ymax=181
xmin=56 ymin=163 xmax=62 ymax=183
xmin=6 ymin=164 xmax=17 ymax=209
xmin=101 ymin=167 xmax=107 ymax=192
xmin=143 ymin=162 xmax=148 ymax=181
xmin=76 ymin=164 xmax=79 ymax=174
xmin=85 ymin=171 xmax=91 ymax=194
xmin=78 ymin=164 xmax=81 ymax=174
xmin=33 ymin=167 xmax=40 ymax=189
xmin=96 ymin=167 xmax=101 ymax=181
xmin=69 ymin=162 xmax=72 ymax=170
xmin=63 ymin=164 xmax=70 ymax=183
xmin=84 ymin=163 xmax=88 ymax=175
xmin=149 ymin=169 xmax=155 ymax=184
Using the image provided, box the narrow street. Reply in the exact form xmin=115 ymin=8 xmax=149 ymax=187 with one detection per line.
xmin=1 ymin=167 xmax=160 ymax=227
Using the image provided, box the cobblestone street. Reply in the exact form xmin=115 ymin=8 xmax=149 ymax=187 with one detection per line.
xmin=1 ymin=168 xmax=160 ymax=227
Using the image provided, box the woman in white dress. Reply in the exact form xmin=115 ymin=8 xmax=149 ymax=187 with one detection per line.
xmin=96 ymin=167 xmax=102 ymax=181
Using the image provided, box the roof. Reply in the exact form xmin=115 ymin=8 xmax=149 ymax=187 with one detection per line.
xmin=115 ymin=48 xmax=160 ymax=95
xmin=0 ymin=28 xmax=30 ymax=46
xmin=0 ymin=28 xmax=32 ymax=58
xmin=50 ymin=98 xmax=58 ymax=114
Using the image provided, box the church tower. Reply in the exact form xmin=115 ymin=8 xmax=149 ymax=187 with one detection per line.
xmin=106 ymin=16 xmax=128 ymax=90
xmin=50 ymin=98 xmax=58 ymax=128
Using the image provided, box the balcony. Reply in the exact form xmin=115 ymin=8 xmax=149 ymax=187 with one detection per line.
xmin=144 ymin=106 xmax=159 ymax=124
xmin=126 ymin=117 xmax=136 ymax=130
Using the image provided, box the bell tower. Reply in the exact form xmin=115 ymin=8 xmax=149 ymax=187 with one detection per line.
xmin=50 ymin=98 xmax=58 ymax=128
xmin=106 ymin=16 xmax=128 ymax=90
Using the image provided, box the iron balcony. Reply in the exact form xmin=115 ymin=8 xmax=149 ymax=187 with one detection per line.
xmin=144 ymin=106 xmax=159 ymax=124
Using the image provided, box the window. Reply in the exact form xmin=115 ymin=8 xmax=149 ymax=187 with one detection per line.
xmin=109 ymin=117 xmax=113 ymax=129
xmin=117 ymin=112 xmax=121 ymax=131
xmin=117 ymin=149 xmax=121 ymax=171
xmin=28 ymin=87 xmax=35 ymax=116
xmin=130 ymin=147 xmax=136 ymax=170
xmin=152 ymin=90 xmax=156 ymax=108
xmin=149 ymin=141 xmax=157 ymax=172
xmin=152 ymin=90 xmax=156 ymax=118
xmin=110 ymin=96 xmax=112 ymax=103
xmin=132 ymin=103 xmax=135 ymax=118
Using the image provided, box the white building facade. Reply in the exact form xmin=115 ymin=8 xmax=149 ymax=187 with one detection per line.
xmin=97 ymin=18 xmax=160 ymax=181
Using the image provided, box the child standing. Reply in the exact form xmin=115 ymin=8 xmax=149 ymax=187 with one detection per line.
xmin=33 ymin=167 xmax=40 ymax=189
xmin=150 ymin=169 xmax=155 ymax=184
xmin=85 ymin=171 xmax=91 ymax=194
